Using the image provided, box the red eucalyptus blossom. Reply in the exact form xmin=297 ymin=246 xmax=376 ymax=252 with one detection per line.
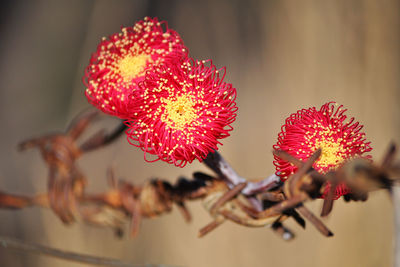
xmin=273 ymin=102 xmax=372 ymax=198
xmin=125 ymin=58 xmax=237 ymax=167
xmin=83 ymin=17 xmax=188 ymax=118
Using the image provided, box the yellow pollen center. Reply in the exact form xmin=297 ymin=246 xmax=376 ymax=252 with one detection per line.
xmin=118 ymin=54 xmax=150 ymax=81
xmin=161 ymin=95 xmax=198 ymax=130
xmin=314 ymin=138 xmax=346 ymax=169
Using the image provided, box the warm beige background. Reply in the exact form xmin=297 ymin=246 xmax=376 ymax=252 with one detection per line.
xmin=0 ymin=1 xmax=399 ymax=266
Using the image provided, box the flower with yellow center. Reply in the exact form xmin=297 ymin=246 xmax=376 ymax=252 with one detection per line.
xmin=83 ymin=17 xmax=188 ymax=119
xmin=314 ymin=136 xmax=346 ymax=168
xmin=161 ymin=94 xmax=199 ymax=130
xmin=273 ymin=102 xmax=372 ymax=198
xmin=118 ymin=54 xmax=151 ymax=82
xmin=125 ymin=58 xmax=237 ymax=167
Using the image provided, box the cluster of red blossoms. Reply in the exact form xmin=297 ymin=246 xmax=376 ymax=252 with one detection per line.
xmin=84 ymin=17 xmax=188 ymax=118
xmin=273 ymin=102 xmax=372 ymax=198
xmin=83 ymin=17 xmax=372 ymax=199
xmin=84 ymin=17 xmax=237 ymax=166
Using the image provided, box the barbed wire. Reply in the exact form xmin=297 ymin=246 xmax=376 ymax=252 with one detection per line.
xmin=0 ymin=109 xmax=399 ymax=266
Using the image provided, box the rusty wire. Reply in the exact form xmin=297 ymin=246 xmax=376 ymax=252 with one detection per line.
xmin=0 ymin=110 xmax=400 ymax=265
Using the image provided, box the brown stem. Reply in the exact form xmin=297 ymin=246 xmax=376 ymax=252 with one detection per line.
xmin=203 ymin=151 xmax=245 ymax=185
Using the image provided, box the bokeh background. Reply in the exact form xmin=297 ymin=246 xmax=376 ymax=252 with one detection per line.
xmin=0 ymin=0 xmax=399 ymax=266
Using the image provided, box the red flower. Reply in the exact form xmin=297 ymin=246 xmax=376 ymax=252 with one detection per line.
xmin=83 ymin=17 xmax=188 ymax=118
xmin=273 ymin=102 xmax=372 ymax=198
xmin=125 ymin=58 xmax=237 ymax=167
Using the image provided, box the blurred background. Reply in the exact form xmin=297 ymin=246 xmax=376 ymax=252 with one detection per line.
xmin=0 ymin=0 xmax=399 ymax=266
